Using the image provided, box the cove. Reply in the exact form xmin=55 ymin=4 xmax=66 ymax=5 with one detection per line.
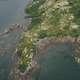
xmin=33 ymin=42 xmax=80 ymax=80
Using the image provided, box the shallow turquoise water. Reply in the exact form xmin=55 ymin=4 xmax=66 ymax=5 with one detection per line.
xmin=0 ymin=0 xmax=28 ymax=80
xmin=34 ymin=42 xmax=80 ymax=80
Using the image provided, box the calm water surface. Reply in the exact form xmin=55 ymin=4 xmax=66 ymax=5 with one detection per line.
xmin=34 ymin=43 xmax=80 ymax=80
xmin=0 ymin=0 xmax=29 ymax=80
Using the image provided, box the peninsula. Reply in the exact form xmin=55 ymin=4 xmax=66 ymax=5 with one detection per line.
xmin=12 ymin=0 xmax=80 ymax=80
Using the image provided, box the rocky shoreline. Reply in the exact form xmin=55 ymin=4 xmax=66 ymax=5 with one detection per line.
xmin=11 ymin=36 xmax=80 ymax=80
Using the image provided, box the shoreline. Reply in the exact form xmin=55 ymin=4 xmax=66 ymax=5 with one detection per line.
xmin=11 ymin=36 xmax=80 ymax=80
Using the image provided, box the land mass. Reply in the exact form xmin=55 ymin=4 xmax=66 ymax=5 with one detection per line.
xmin=11 ymin=0 xmax=80 ymax=80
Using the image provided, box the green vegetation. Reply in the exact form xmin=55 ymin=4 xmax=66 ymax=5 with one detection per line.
xmin=16 ymin=0 xmax=80 ymax=72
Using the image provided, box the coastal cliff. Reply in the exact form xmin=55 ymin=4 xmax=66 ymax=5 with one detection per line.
xmin=12 ymin=0 xmax=80 ymax=80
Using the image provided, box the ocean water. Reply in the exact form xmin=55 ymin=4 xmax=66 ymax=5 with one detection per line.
xmin=0 ymin=0 xmax=29 ymax=80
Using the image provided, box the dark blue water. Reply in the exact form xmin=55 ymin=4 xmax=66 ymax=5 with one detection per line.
xmin=0 ymin=0 xmax=29 ymax=80
xmin=34 ymin=43 xmax=80 ymax=80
